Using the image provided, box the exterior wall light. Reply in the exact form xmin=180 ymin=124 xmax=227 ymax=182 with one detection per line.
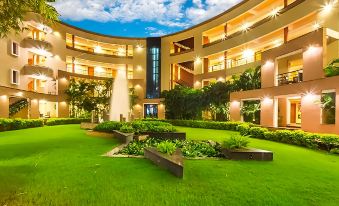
xmin=16 ymin=92 xmax=23 ymax=97
xmin=94 ymin=45 xmax=102 ymax=53
xmin=313 ymin=22 xmax=321 ymax=30
xmin=241 ymin=23 xmax=251 ymax=32
xmin=136 ymin=45 xmax=143 ymax=52
xmin=322 ymin=1 xmax=335 ymax=13
xmin=194 ymin=57 xmax=202 ymax=64
xmin=262 ymin=96 xmax=273 ymax=104
xmin=270 ymin=8 xmax=280 ymax=18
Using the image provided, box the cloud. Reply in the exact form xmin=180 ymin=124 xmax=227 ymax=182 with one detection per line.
xmin=52 ymin=0 xmax=242 ymax=28
xmin=145 ymin=27 xmax=168 ymax=37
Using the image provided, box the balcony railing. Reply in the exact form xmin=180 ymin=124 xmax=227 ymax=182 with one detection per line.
xmin=66 ymin=65 xmax=114 ymax=79
xmin=277 ymin=69 xmax=303 ymax=86
xmin=208 ymin=52 xmax=261 ymax=72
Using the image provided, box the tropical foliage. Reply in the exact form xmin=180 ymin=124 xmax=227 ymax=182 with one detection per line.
xmin=0 ymin=0 xmax=59 ymax=38
xmin=320 ymin=92 xmax=336 ymax=124
xmin=9 ymin=99 xmax=29 ymax=117
xmin=162 ymin=66 xmax=261 ymax=120
xmin=240 ymin=100 xmax=261 ymax=124
xmin=65 ymin=78 xmax=113 ymax=118
xmin=324 ymin=58 xmax=339 ymax=77
xmin=222 ymin=135 xmax=250 ymax=149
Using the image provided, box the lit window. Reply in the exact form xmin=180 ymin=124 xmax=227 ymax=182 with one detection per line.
xmin=128 ymin=67 xmax=134 ymax=79
xmin=11 ymin=69 xmax=20 ymax=85
xmin=11 ymin=41 xmax=19 ymax=56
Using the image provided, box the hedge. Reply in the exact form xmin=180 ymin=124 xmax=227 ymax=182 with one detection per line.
xmin=94 ymin=120 xmax=176 ymax=134
xmin=0 ymin=118 xmax=44 ymax=131
xmin=45 ymin=118 xmax=90 ymax=126
xmin=238 ymin=126 xmax=339 ymax=151
xmin=164 ymin=119 xmax=254 ymax=131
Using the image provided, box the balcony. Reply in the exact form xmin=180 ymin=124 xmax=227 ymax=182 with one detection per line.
xmin=170 ymin=37 xmax=194 ymax=56
xmin=277 ymin=69 xmax=303 ymax=86
xmin=22 ymin=65 xmax=54 ymax=79
xmin=22 ymin=37 xmax=52 ymax=51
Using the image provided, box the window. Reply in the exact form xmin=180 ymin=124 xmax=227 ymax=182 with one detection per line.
xmin=144 ymin=104 xmax=158 ymax=118
xmin=127 ymin=67 xmax=133 ymax=79
xmin=11 ymin=69 xmax=20 ymax=85
xmin=321 ymin=90 xmax=336 ymax=124
xmin=11 ymin=41 xmax=19 ymax=56
xmin=146 ymin=37 xmax=161 ymax=98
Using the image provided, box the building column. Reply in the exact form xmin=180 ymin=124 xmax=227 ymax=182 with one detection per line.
xmin=58 ymin=101 xmax=69 ymax=118
xmin=30 ymin=99 xmax=40 ymax=119
xmin=230 ymin=100 xmax=241 ymax=121
xmin=260 ymin=97 xmax=277 ymax=127
xmin=0 ymin=95 xmax=9 ymax=118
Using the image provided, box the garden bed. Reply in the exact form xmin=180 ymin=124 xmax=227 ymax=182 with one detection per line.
xmin=144 ymin=147 xmax=183 ymax=178
xmin=80 ymin=122 xmax=98 ymax=130
xmin=221 ymin=148 xmax=273 ymax=161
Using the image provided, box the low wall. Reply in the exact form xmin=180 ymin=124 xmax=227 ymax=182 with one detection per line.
xmin=112 ymin=130 xmax=134 ymax=144
xmin=144 ymin=147 xmax=183 ymax=178
xmin=222 ymin=148 xmax=273 ymax=161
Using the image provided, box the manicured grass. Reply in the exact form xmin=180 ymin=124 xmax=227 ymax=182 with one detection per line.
xmin=0 ymin=125 xmax=339 ymax=205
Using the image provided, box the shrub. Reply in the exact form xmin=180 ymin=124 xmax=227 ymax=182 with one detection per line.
xmin=330 ymin=148 xmax=339 ymax=154
xmin=131 ymin=121 xmax=176 ymax=134
xmin=0 ymin=118 xmax=43 ymax=131
xmin=119 ymin=125 xmax=134 ymax=133
xmin=237 ymin=123 xmax=251 ymax=136
xmin=94 ymin=121 xmax=124 ymax=133
xmin=119 ymin=138 xmax=221 ymax=158
xmin=222 ymin=135 xmax=250 ymax=150
xmin=165 ymin=120 xmax=253 ymax=131
xmin=46 ymin=118 xmax=90 ymax=126
xmin=248 ymin=127 xmax=268 ymax=139
xmin=157 ymin=141 xmax=177 ymax=155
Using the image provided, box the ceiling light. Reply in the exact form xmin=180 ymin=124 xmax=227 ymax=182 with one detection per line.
xmin=241 ymin=23 xmax=251 ymax=32
xmin=270 ymin=8 xmax=280 ymax=18
xmin=194 ymin=56 xmax=202 ymax=64
xmin=242 ymin=49 xmax=254 ymax=59
xmin=322 ymin=1 xmax=334 ymax=13
xmin=313 ymin=22 xmax=320 ymax=30
xmin=94 ymin=45 xmax=102 ymax=53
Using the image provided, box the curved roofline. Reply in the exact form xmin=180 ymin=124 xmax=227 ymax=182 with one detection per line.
xmin=58 ymin=0 xmax=248 ymax=39
xmin=59 ymin=21 xmax=147 ymax=40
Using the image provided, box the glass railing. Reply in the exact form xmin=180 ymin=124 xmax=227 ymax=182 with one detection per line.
xmin=66 ymin=64 xmax=113 ymax=78
xmin=207 ymin=52 xmax=261 ymax=72
xmin=277 ymin=69 xmax=303 ymax=86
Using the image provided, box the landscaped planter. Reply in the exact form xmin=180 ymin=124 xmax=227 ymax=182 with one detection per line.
xmin=80 ymin=122 xmax=98 ymax=130
xmin=139 ymin=132 xmax=186 ymax=140
xmin=144 ymin=147 xmax=183 ymax=178
xmin=221 ymin=148 xmax=273 ymax=161
xmin=112 ymin=130 xmax=134 ymax=144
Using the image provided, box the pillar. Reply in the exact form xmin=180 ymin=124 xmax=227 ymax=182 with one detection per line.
xmin=230 ymin=100 xmax=241 ymax=121
xmin=260 ymin=97 xmax=277 ymax=127
xmin=0 ymin=95 xmax=9 ymax=118
xmin=30 ymin=99 xmax=40 ymax=119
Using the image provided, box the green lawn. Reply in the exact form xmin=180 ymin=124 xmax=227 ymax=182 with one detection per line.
xmin=0 ymin=125 xmax=338 ymax=206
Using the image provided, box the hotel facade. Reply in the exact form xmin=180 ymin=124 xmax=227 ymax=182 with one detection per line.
xmin=0 ymin=0 xmax=338 ymax=133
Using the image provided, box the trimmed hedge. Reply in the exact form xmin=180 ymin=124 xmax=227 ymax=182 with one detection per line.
xmin=165 ymin=119 xmax=254 ymax=131
xmin=94 ymin=120 xmax=176 ymax=134
xmin=239 ymin=125 xmax=339 ymax=151
xmin=45 ymin=118 xmax=90 ymax=126
xmin=0 ymin=118 xmax=44 ymax=131
xmin=161 ymin=119 xmax=339 ymax=152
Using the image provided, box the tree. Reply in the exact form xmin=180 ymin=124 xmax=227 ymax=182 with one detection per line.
xmin=0 ymin=0 xmax=59 ymax=38
xmin=232 ymin=66 xmax=261 ymax=91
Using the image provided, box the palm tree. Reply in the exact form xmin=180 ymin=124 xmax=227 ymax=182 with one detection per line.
xmin=324 ymin=59 xmax=339 ymax=77
xmin=0 ymin=0 xmax=59 ymax=38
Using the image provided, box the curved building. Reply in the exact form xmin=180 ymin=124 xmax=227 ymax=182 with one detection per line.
xmin=0 ymin=0 xmax=338 ymax=133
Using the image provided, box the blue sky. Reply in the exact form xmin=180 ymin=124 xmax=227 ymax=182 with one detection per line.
xmin=52 ymin=0 xmax=242 ymax=37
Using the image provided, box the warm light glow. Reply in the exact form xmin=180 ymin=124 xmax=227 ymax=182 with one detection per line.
xmin=217 ymin=77 xmax=225 ymax=82
xmin=31 ymin=48 xmax=52 ymax=57
xmin=270 ymin=8 xmax=280 ymax=18
xmin=303 ymin=92 xmax=316 ymax=102
xmin=241 ymin=22 xmax=251 ymax=31
xmin=31 ymin=99 xmax=38 ymax=103
xmin=264 ymin=60 xmax=274 ymax=68
xmin=136 ymin=65 xmax=142 ymax=71
xmin=60 ymin=101 xmax=67 ymax=105
xmin=16 ymin=92 xmax=23 ymax=97
xmin=262 ymin=96 xmax=272 ymax=104
xmin=194 ymin=56 xmax=202 ymax=64
xmin=194 ymin=81 xmax=201 ymax=85
xmin=95 ymin=66 xmax=104 ymax=73
xmin=0 ymin=95 xmax=7 ymax=100
xmin=118 ymin=47 xmax=125 ymax=55
xmin=53 ymin=31 xmax=61 ymax=37
xmin=313 ymin=22 xmax=321 ymax=30
xmin=218 ymin=56 xmax=224 ymax=62
xmin=231 ymin=100 xmax=240 ymax=107
xmin=221 ymin=33 xmax=227 ymax=41
xmin=39 ymin=100 xmax=47 ymax=104
xmin=306 ymin=45 xmax=318 ymax=53
xmin=134 ymin=84 xmax=141 ymax=89
xmin=136 ymin=45 xmax=143 ymax=51
xmin=94 ymin=45 xmax=102 ymax=53
xmin=242 ymin=49 xmax=254 ymax=59
xmin=273 ymin=39 xmax=283 ymax=47
xmin=322 ymin=1 xmax=334 ymax=13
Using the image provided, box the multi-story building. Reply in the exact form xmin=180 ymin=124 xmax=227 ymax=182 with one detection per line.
xmin=0 ymin=0 xmax=338 ymax=133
